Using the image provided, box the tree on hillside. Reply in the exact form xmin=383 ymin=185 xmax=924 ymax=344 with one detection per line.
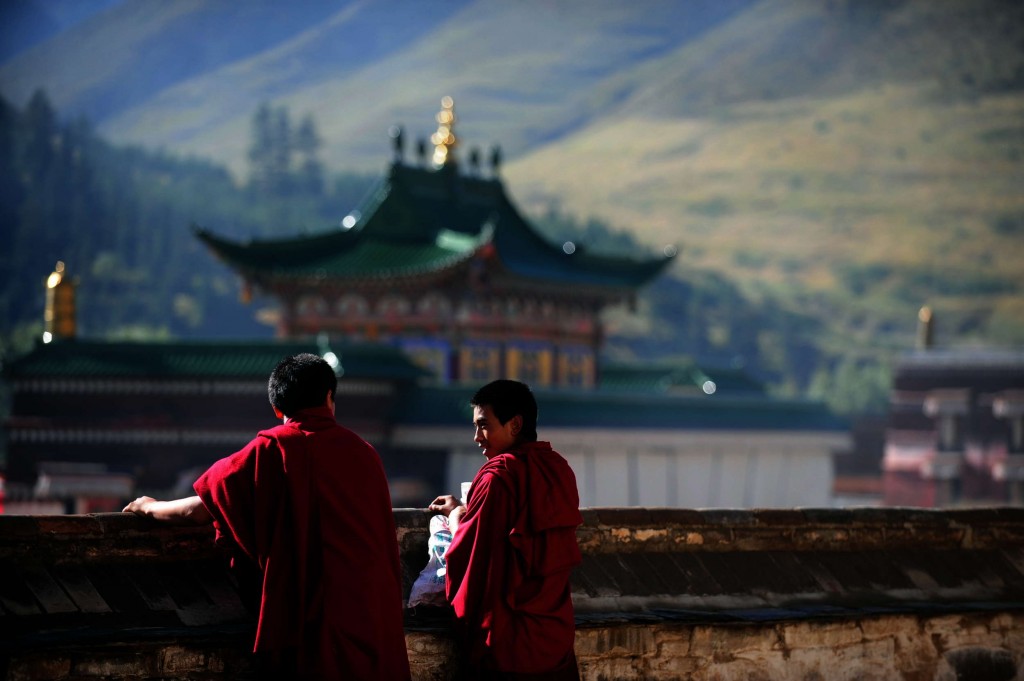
xmin=270 ymin=106 xmax=292 ymax=194
xmin=247 ymin=103 xmax=325 ymax=200
xmin=0 ymin=96 xmax=24 ymax=329
xmin=808 ymin=357 xmax=891 ymax=416
xmin=1 ymin=91 xmax=97 ymax=337
xmin=0 ymin=92 xmax=379 ymax=353
xmin=294 ymin=113 xmax=324 ymax=197
xmin=248 ymin=102 xmax=283 ymax=195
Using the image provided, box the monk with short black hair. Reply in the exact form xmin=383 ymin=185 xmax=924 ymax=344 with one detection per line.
xmin=430 ymin=379 xmax=583 ymax=680
xmin=125 ymin=352 xmax=410 ymax=680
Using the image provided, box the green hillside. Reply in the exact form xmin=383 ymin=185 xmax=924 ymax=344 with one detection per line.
xmin=504 ymin=0 xmax=1024 ymax=360
xmin=0 ymin=0 xmax=752 ymax=176
xmin=1 ymin=0 xmax=1022 ymax=413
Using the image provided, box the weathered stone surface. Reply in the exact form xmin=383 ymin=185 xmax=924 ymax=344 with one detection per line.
xmin=73 ymin=653 xmax=154 ymax=677
xmin=943 ymin=647 xmax=1017 ymax=681
xmin=2 ymin=508 xmax=1024 ymax=679
xmin=7 ymin=655 xmax=72 ymax=681
xmin=159 ymin=646 xmax=207 ymax=673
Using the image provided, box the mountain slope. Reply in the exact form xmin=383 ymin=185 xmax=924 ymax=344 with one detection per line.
xmin=503 ymin=0 xmax=1024 ymax=353
xmin=1 ymin=0 xmax=755 ymax=174
xmin=0 ymin=0 xmax=376 ymax=121
xmin=620 ymin=0 xmax=1024 ymax=116
xmin=1 ymin=0 xmax=1022 ymax=362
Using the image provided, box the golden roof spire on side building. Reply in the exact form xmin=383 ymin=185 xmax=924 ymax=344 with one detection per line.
xmin=44 ymin=261 xmax=76 ymax=343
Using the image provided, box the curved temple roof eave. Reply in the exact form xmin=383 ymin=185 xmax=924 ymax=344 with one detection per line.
xmin=192 ymin=160 xmax=675 ymax=294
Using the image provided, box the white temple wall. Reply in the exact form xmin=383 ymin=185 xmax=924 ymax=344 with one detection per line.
xmin=396 ymin=427 xmax=846 ymax=509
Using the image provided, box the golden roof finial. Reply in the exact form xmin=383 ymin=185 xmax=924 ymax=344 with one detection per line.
xmin=44 ymin=261 xmax=76 ymax=343
xmin=46 ymin=260 xmax=65 ymax=289
xmin=430 ymin=96 xmax=457 ymax=167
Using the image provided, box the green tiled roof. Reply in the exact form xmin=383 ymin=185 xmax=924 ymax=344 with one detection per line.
xmin=195 ymin=225 xmax=486 ymax=281
xmin=4 ymin=339 xmax=428 ymax=382
xmin=196 ymin=162 xmax=673 ymax=291
xmin=5 ymin=340 xmax=843 ymax=432
xmin=401 ymin=385 xmax=847 ymax=432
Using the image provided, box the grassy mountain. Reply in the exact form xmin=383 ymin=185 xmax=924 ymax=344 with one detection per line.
xmin=505 ymin=0 xmax=1024 ymax=358
xmin=0 ymin=0 xmax=754 ymax=174
xmin=1 ymin=0 xmax=1022 ymax=405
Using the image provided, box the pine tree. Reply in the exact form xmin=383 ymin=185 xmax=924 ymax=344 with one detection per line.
xmin=294 ymin=113 xmax=324 ymax=197
xmin=247 ymin=102 xmax=275 ymax=194
xmin=270 ymin=105 xmax=293 ymax=197
xmin=0 ymin=95 xmax=24 ymax=331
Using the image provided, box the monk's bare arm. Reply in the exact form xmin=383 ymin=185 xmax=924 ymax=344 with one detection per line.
xmin=123 ymin=495 xmax=213 ymax=525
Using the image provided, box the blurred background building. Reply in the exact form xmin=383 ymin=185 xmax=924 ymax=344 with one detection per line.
xmin=883 ymin=320 xmax=1024 ymax=507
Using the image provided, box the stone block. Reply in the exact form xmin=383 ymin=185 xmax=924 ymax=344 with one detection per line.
xmin=575 ymin=624 xmax=657 ymax=657
xmin=649 ymin=648 xmax=703 ymax=676
xmin=925 ymin=613 xmax=1008 ymax=651
xmin=858 ymin=613 xmax=914 ymax=640
xmin=652 ymin=628 xmax=693 ymax=660
xmin=407 ymin=632 xmax=458 ymax=681
xmin=687 ymin=624 xmax=716 ymax=654
xmin=206 ymin=650 xmax=226 ymax=673
xmin=73 ymin=652 xmax=154 ymax=677
xmin=706 ymin=656 xmax=780 ymax=681
xmin=8 ymin=655 xmax=71 ymax=681
xmin=712 ymin=622 xmax=782 ymax=655
xmin=782 ymin=619 xmax=865 ymax=648
xmin=159 ymin=645 xmax=207 ymax=673
xmin=783 ymin=641 xmax=899 ymax=681
xmin=578 ymin=655 xmax=645 ymax=680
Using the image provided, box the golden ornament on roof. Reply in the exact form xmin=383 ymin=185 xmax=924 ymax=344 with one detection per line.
xmin=431 ymin=96 xmax=458 ymax=167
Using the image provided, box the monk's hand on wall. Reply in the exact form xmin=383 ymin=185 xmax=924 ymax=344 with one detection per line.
xmin=428 ymin=494 xmax=462 ymax=516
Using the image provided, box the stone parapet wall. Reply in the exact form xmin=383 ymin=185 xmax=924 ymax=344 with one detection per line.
xmin=574 ymin=612 xmax=1024 ymax=681
xmin=574 ymin=507 xmax=1024 ymax=553
xmin=2 ymin=507 xmax=1024 ymax=680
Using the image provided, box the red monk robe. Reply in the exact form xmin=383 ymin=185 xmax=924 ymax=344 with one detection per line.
xmin=444 ymin=441 xmax=583 ymax=678
xmin=194 ymin=405 xmax=411 ymax=680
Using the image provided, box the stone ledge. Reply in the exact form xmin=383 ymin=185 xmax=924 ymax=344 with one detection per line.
xmin=3 ymin=507 xmax=1024 ymax=680
xmin=577 ymin=506 xmax=1024 ymax=553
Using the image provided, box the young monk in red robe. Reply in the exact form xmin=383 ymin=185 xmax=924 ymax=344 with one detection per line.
xmin=124 ymin=353 xmax=411 ymax=680
xmin=429 ymin=379 xmax=583 ymax=680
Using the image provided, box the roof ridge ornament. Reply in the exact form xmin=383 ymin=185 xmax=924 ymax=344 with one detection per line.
xmin=490 ymin=144 xmax=502 ymax=177
xmin=431 ymin=96 xmax=458 ymax=168
xmin=389 ymin=125 xmax=404 ymax=164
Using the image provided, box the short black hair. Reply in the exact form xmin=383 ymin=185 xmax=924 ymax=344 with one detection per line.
xmin=470 ymin=379 xmax=538 ymax=443
xmin=267 ymin=353 xmax=337 ymax=416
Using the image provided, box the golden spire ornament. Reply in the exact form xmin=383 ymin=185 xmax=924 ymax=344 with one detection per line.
xmin=431 ymin=96 xmax=458 ymax=167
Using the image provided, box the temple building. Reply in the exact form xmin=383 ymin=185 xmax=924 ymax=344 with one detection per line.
xmin=882 ymin=308 xmax=1024 ymax=507
xmin=195 ymin=97 xmax=673 ymax=389
xmin=2 ymin=100 xmax=849 ymax=512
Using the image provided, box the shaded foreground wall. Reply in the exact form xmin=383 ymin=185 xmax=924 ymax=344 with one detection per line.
xmin=2 ymin=508 xmax=1024 ymax=680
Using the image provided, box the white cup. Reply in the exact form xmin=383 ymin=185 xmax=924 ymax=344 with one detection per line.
xmin=460 ymin=481 xmax=472 ymax=505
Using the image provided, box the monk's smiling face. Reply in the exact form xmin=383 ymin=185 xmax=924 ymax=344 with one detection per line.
xmin=472 ymin=404 xmax=520 ymax=459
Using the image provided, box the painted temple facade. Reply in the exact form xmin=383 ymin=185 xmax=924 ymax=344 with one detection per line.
xmin=196 ymin=98 xmax=672 ymax=389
